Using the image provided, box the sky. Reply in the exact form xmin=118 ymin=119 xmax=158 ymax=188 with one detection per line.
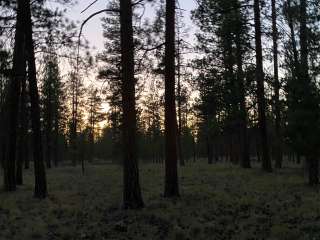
xmin=63 ymin=0 xmax=197 ymax=53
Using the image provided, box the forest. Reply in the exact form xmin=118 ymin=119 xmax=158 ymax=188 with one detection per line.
xmin=1 ymin=0 xmax=320 ymax=239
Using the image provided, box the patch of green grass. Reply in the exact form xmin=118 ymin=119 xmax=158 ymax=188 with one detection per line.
xmin=0 ymin=161 xmax=320 ymax=239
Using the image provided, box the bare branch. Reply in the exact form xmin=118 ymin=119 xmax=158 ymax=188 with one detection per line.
xmin=76 ymin=8 xmax=120 ymax=79
xmin=81 ymin=0 xmax=99 ymax=14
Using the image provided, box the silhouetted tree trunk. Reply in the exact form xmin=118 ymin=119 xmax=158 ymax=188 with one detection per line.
xmin=70 ymin=72 xmax=79 ymax=167
xmin=287 ymin=0 xmax=300 ymax=78
xmin=25 ymin=0 xmax=47 ymax=198
xmin=206 ymin=135 xmax=213 ymax=164
xmin=253 ymin=0 xmax=272 ymax=172
xmin=271 ymin=0 xmax=282 ymax=169
xmin=3 ymin=0 xmax=26 ymax=191
xmin=120 ymin=0 xmax=144 ymax=209
xmin=235 ymin=32 xmax=250 ymax=169
xmin=24 ymin=139 xmax=30 ymax=169
xmin=164 ymin=0 xmax=179 ymax=198
xmin=297 ymin=154 xmax=301 ymax=164
xmin=299 ymin=0 xmax=319 ymax=185
xmin=308 ymin=155 xmax=319 ymax=185
xmin=193 ymin=135 xmax=196 ymax=163
xmin=177 ymin=35 xmax=184 ymax=167
xmin=53 ymin=117 xmax=59 ymax=167
xmin=45 ymin=87 xmax=52 ymax=169
xmin=16 ymin=69 xmax=28 ymax=185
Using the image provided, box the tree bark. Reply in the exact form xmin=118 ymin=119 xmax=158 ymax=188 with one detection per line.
xmin=120 ymin=0 xmax=144 ymax=209
xmin=16 ymin=69 xmax=28 ymax=185
xmin=271 ymin=0 xmax=283 ymax=169
xmin=177 ymin=45 xmax=184 ymax=167
xmin=164 ymin=0 xmax=179 ymax=198
xmin=235 ymin=30 xmax=250 ymax=169
xmin=3 ymin=0 xmax=26 ymax=191
xmin=299 ymin=0 xmax=319 ymax=185
xmin=253 ymin=0 xmax=272 ymax=172
xmin=25 ymin=0 xmax=47 ymax=198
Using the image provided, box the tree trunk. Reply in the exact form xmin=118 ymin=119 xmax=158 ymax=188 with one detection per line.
xmin=16 ymin=69 xmax=28 ymax=185
xmin=70 ymin=73 xmax=78 ymax=166
xmin=120 ymin=0 xmax=144 ymax=209
xmin=89 ymin=119 xmax=94 ymax=163
xmin=253 ymin=0 xmax=272 ymax=172
xmin=271 ymin=0 xmax=283 ymax=169
xmin=25 ymin=0 xmax=47 ymax=198
xmin=299 ymin=0 xmax=319 ymax=185
xmin=308 ymin=155 xmax=319 ymax=186
xmin=3 ymin=0 xmax=26 ymax=191
xmin=164 ymin=0 xmax=179 ymax=198
xmin=53 ymin=116 xmax=59 ymax=167
xmin=24 ymin=138 xmax=30 ymax=169
xmin=206 ymin=135 xmax=213 ymax=164
xmin=287 ymin=0 xmax=300 ymax=78
xmin=193 ymin=135 xmax=196 ymax=163
xmin=297 ymin=154 xmax=301 ymax=165
xmin=45 ymin=90 xmax=52 ymax=169
xmin=235 ymin=32 xmax=250 ymax=169
xmin=177 ymin=43 xmax=184 ymax=167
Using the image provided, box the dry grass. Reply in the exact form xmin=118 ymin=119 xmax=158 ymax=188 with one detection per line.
xmin=0 ymin=161 xmax=319 ymax=240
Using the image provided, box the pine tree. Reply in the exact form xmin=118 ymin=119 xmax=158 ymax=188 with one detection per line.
xmin=271 ymin=0 xmax=283 ymax=169
xmin=25 ymin=0 xmax=47 ymax=198
xmin=164 ymin=0 xmax=179 ymax=198
xmin=120 ymin=0 xmax=144 ymax=209
xmin=192 ymin=0 xmax=251 ymax=167
xmin=253 ymin=0 xmax=272 ymax=172
xmin=3 ymin=0 xmax=27 ymax=192
xmin=284 ymin=0 xmax=320 ymax=184
xmin=42 ymin=50 xmax=64 ymax=168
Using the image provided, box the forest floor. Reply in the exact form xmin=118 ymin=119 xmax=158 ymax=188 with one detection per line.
xmin=0 ymin=161 xmax=320 ymax=240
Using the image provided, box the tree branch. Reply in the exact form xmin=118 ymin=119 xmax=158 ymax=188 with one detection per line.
xmin=81 ymin=0 xmax=99 ymax=14
xmin=76 ymin=8 xmax=120 ymax=75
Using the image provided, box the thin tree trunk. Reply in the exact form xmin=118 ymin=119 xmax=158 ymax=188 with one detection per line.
xmin=308 ymin=155 xmax=319 ymax=185
xmin=53 ymin=115 xmax=59 ymax=167
xmin=235 ymin=32 xmax=250 ymax=168
xmin=206 ymin=135 xmax=213 ymax=164
xmin=70 ymin=73 xmax=78 ymax=166
xmin=193 ymin=135 xmax=196 ymax=163
xmin=287 ymin=0 xmax=300 ymax=77
xmin=45 ymin=89 xmax=52 ymax=169
xmin=271 ymin=0 xmax=282 ymax=169
xmin=16 ymin=69 xmax=28 ymax=185
xmin=297 ymin=154 xmax=301 ymax=164
xmin=120 ymin=0 xmax=144 ymax=209
xmin=299 ymin=0 xmax=319 ymax=185
xmin=3 ymin=0 xmax=26 ymax=191
xmin=24 ymin=136 xmax=30 ymax=169
xmin=90 ymin=117 xmax=94 ymax=163
xmin=177 ymin=40 xmax=184 ymax=167
xmin=25 ymin=0 xmax=47 ymax=198
xmin=164 ymin=0 xmax=179 ymax=198
xmin=253 ymin=0 xmax=272 ymax=172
